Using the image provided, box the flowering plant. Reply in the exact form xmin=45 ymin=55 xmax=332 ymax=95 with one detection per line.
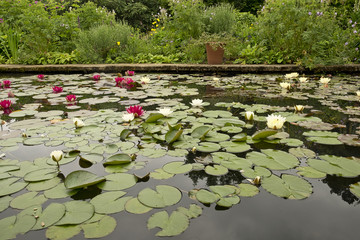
xmin=65 ymin=94 xmax=76 ymax=102
xmin=266 ymin=114 xmax=286 ymax=130
xmin=2 ymin=80 xmax=11 ymax=88
xmin=126 ymin=105 xmax=144 ymax=117
xmin=37 ymin=74 xmax=45 ymax=80
xmin=125 ymin=70 xmax=135 ymax=76
xmin=0 ymin=100 xmax=12 ymax=109
xmin=191 ymin=99 xmax=204 ymax=107
xmin=158 ymin=107 xmax=173 ymax=117
xmin=93 ymin=75 xmax=101 ymax=81
xmin=52 ymin=86 xmax=63 ymax=93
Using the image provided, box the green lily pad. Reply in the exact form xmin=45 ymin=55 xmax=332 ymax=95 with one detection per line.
xmin=296 ymin=166 xmax=326 ymax=178
xmin=204 ymin=165 xmax=228 ymax=176
xmin=195 ymin=189 xmax=220 ymax=204
xmin=55 ymin=200 xmax=94 ymax=225
xmin=219 ymin=141 xmax=251 ymax=153
xmin=32 ymin=203 xmax=66 ymax=230
xmin=191 ymin=125 xmax=212 ymax=139
xmin=0 ymin=215 xmax=36 ymax=239
xmin=197 ymin=142 xmax=221 ymax=153
xmin=289 ymin=147 xmax=316 ymax=159
xmin=176 ymin=204 xmax=202 ymax=219
xmin=280 ymin=138 xmax=304 ymax=147
xmin=147 ymin=210 xmax=189 ymax=237
xmin=27 ymin=177 xmax=61 ymax=192
xmin=0 ymin=177 xmax=28 ymax=197
xmin=89 ymin=191 xmax=128 ymax=214
xmin=252 ymin=129 xmax=278 ymax=140
xmin=163 ymin=161 xmax=193 ymax=174
xmin=247 ymin=149 xmax=299 ymax=170
xmin=79 ymin=153 xmax=104 ymax=164
xmin=125 ymin=197 xmax=153 ymax=214
xmin=0 ymin=196 xmax=12 ymax=212
xmin=150 ymin=169 xmax=175 ymax=180
xmin=307 ymin=155 xmax=360 ymax=177
xmin=10 ymin=191 xmax=47 ymax=209
xmin=104 ymin=153 xmax=132 ymax=165
xmin=261 ymin=174 xmax=312 ymax=199
xmin=82 ymin=215 xmax=117 ymax=238
xmin=350 ymin=182 xmax=360 ymax=198
xmin=165 ymin=129 xmax=183 ymax=144
xmin=241 ymin=166 xmax=272 ymax=178
xmin=46 ymin=225 xmax=81 ymax=240
xmin=145 ymin=113 xmax=164 ymax=123
xmin=64 ymin=170 xmax=105 ymax=189
xmin=236 ymin=183 xmax=259 ymax=197
xmin=24 ymin=168 xmax=58 ymax=182
xmin=138 ymin=185 xmax=182 ymax=208
xmin=97 ymin=173 xmax=138 ymax=191
xmin=44 ymin=183 xmax=79 ymax=199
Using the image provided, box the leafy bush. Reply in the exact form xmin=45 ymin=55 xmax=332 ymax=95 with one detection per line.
xmin=203 ymin=3 xmax=236 ymax=34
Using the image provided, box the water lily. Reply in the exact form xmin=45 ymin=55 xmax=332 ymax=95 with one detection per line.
xmin=158 ymin=107 xmax=173 ymax=117
xmin=299 ymin=77 xmax=308 ymax=83
xmin=280 ymin=82 xmax=291 ymax=89
xmin=50 ymin=150 xmax=63 ymax=170
xmin=284 ymin=72 xmax=299 ymax=79
xmin=191 ymin=99 xmax=204 ymax=107
xmin=37 ymin=74 xmax=45 ymax=80
xmin=122 ymin=113 xmax=135 ymax=122
xmin=140 ymin=76 xmax=151 ymax=84
xmin=125 ymin=70 xmax=135 ymax=76
xmin=320 ymin=77 xmax=330 ymax=85
xmin=7 ymin=91 xmax=14 ymax=98
xmin=357 ymin=91 xmax=360 ymax=96
xmin=93 ymin=75 xmax=101 ymax=81
xmin=0 ymin=100 xmax=12 ymax=109
xmin=266 ymin=114 xmax=286 ymax=130
xmin=253 ymin=176 xmax=261 ymax=185
xmin=73 ymin=118 xmax=85 ymax=128
xmin=126 ymin=105 xmax=144 ymax=117
xmin=294 ymin=105 xmax=304 ymax=113
xmin=115 ymin=77 xmax=124 ymax=87
xmin=3 ymin=80 xmax=11 ymax=88
xmin=52 ymin=86 xmax=63 ymax=93
xmin=65 ymin=94 xmax=76 ymax=102
xmin=245 ymin=111 xmax=254 ymax=121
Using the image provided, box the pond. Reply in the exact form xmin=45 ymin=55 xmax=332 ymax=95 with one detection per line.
xmin=0 ymin=72 xmax=360 ymax=240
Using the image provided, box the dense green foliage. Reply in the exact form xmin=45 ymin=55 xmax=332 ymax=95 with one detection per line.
xmin=0 ymin=0 xmax=359 ymax=66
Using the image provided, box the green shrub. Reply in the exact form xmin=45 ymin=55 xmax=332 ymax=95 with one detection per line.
xmin=75 ymin=22 xmax=133 ymax=63
xmin=203 ymin=3 xmax=237 ymax=35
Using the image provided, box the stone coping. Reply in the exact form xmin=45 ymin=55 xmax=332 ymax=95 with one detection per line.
xmin=1 ymin=64 xmax=360 ymax=74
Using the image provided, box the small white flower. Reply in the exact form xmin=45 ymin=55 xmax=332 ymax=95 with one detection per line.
xmin=299 ymin=77 xmax=308 ymax=83
xmin=266 ymin=114 xmax=286 ymax=130
xmin=280 ymin=82 xmax=291 ymax=89
xmin=357 ymin=91 xmax=360 ymax=96
xmin=158 ymin=107 xmax=173 ymax=117
xmin=253 ymin=176 xmax=261 ymax=185
xmin=122 ymin=113 xmax=135 ymax=122
xmin=140 ymin=76 xmax=150 ymax=84
xmin=50 ymin=150 xmax=63 ymax=162
xmin=213 ymin=77 xmax=220 ymax=81
xmin=320 ymin=77 xmax=331 ymax=84
xmin=73 ymin=118 xmax=85 ymax=128
xmin=245 ymin=111 xmax=254 ymax=121
xmin=191 ymin=99 xmax=204 ymax=107
xmin=294 ymin=105 xmax=304 ymax=112
xmin=285 ymin=72 xmax=299 ymax=79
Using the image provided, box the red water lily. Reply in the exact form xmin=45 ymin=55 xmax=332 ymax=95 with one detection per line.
xmin=115 ymin=77 xmax=124 ymax=87
xmin=125 ymin=70 xmax=135 ymax=76
xmin=93 ymin=75 xmax=101 ymax=81
xmin=126 ymin=105 xmax=144 ymax=117
xmin=37 ymin=74 xmax=45 ymax=80
xmin=52 ymin=86 xmax=63 ymax=93
xmin=0 ymin=100 xmax=12 ymax=109
xmin=65 ymin=94 xmax=76 ymax=102
xmin=2 ymin=80 xmax=11 ymax=88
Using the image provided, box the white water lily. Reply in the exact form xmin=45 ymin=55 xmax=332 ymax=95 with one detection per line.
xmin=266 ymin=114 xmax=286 ymax=130
xmin=50 ymin=150 xmax=63 ymax=162
xmin=294 ymin=105 xmax=304 ymax=112
xmin=320 ymin=77 xmax=331 ymax=84
xmin=299 ymin=77 xmax=308 ymax=83
xmin=280 ymin=82 xmax=291 ymax=89
xmin=140 ymin=76 xmax=150 ymax=84
xmin=356 ymin=91 xmax=360 ymax=96
xmin=158 ymin=107 xmax=173 ymax=117
xmin=245 ymin=111 xmax=254 ymax=121
xmin=253 ymin=176 xmax=261 ymax=185
xmin=122 ymin=113 xmax=135 ymax=122
xmin=73 ymin=118 xmax=85 ymax=128
xmin=285 ymin=72 xmax=299 ymax=79
xmin=191 ymin=99 xmax=204 ymax=107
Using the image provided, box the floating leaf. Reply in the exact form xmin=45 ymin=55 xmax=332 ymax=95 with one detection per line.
xmin=296 ymin=166 xmax=326 ymax=178
xmin=79 ymin=154 xmax=103 ymax=164
xmin=120 ymin=129 xmax=132 ymax=140
xmin=163 ymin=161 xmax=193 ymax=174
xmin=289 ymin=147 xmax=316 ymax=159
xmin=103 ymin=153 xmax=132 ymax=165
xmin=241 ymin=166 xmax=272 ymax=178
xmin=150 ymin=169 xmax=175 ymax=180
xmin=252 ymin=129 xmax=278 ymax=140
xmin=280 ymin=138 xmax=304 ymax=147
xmin=350 ymin=182 xmax=360 ymax=198
xmin=176 ymin=204 xmax=202 ymax=219
xmin=0 ymin=215 xmax=36 ymax=239
xmin=165 ymin=129 xmax=183 ymax=144
xmin=44 ymin=183 xmax=79 ymax=199
xmin=236 ymin=183 xmax=259 ymax=197
xmin=261 ymin=174 xmax=312 ymax=199
xmin=46 ymin=225 xmax=81 ymax=240
xmin=64 ymin=170 xmax=105 ymax=189
xmin=24 ymin=168 xmax=58 ymax=182
xmin=97 ymin=173 xmax=137 ymax=190
xmin=147 ymin=210 xmax=189 ymax=237
xmin=247 ymin=149 xmax=299 ymax=170
xmin=81 ymin=215 xmax=117 ymax=238
xmin=0 ymin=196 xmax=12 ymax=212
xmin=195 ymin=189 xmax=219 ymax=204
xmin=32 ymin=203 xmax=66 ymax=230
xmin=27 ymin=177 xmax=61 ymax=191
xmin=0 ymin=177 xmax=28 ymax=197
xmin=10 ymin=191 xmax=47 ymax=209
xmin=138 ymin=185 xmax=182 ymax=208
xmin=197 ymin=142 xmax=221 ymax=153
xmin=308 ymin=155 xmax=360 ymax=177
xmin=90 ymin=191 xmax=129 ymax=214
xmin=191 ymin=125 xmax=212 ymax=139
xmin=204 ymin=165 xmax=228 ymax=176
xmin=125 ymin=197 xmax=153 ymax=214
xmin=219 ymin=141 xmax=251 ymax=153
xmin=55 ymin=200 xmax=94 ymax=225
xmin=145 ymin=113 xmax=164 ymax=123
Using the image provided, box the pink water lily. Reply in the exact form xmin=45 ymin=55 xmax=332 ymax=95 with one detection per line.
xmin=93 ymin=75 xmax=101 ymax=81
xmin=0 ymin=100 xmax=12 ymax=109
xmin=125 ymin=70 xmax=135 ymax=76
xmin=37 ymin=74 xmax=45 ymax=80
xmin=8 ymin=91 xmax=14 ymax=98
xmin=115 ymin=77 xmax=125 ymax=87
xmin=52 ymin=86 xmax=63 ymax=93
xmin=126 ymin=105 xmax=144 ymax=117
xmin=65 ymin=94 xmax=76 ymax=102
xmin=3 ymin=80 xmax=11 ymax=88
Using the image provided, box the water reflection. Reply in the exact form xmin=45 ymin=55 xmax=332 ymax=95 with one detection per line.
xmin=323 ymin=175 xmax=360 ymax=205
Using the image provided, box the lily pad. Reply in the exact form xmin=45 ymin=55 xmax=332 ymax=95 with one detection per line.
xmin=0 ymin=196 xmax=12 ymax=212
xmin=0 ymin=177 xmax=28 ymax=197
xmin=55 ymin=200 xmax=94 ymax=225
xmin=82 ymin=215 xmax=117 ymax=238
xmin=147 ymin=210 xmax=189 ymax=237
xmin=103 ymin=153 xmax=132 ymax=165
xmin=350 ymin=182 xmax=360 ymax=198
xmin=24 ymin=168 xmax=58 ymax=182
xmin=296 ymin=166 xmax=326 ymax=178
xmin=64 ymin=170 xmax=105 ymax=189
xmin=195 ymin=189 xmax=220 ymax=204
xmin=44 ymin=183 xmax=79 ymax=199
xmin=138 ymin=185 xmax=182 ymax=208
xmin=247 ymin=149 xmax=299 ymax=170
xmin=236 ymin=183 xmax=259 ymax=197
xmin=204 ymin=165 xmax=228 ymax=176
xmin=197 ymin=142 xmax=221 ymax=153
xmin=46 ymin=225 xmax=81 ymax=240
xmin=252 ymin=129 xmax=278 ymax=140
xmin=97 ymin=173 xmax=138 ymax=191
xmin=163 ymin=161 xmax=193 ymax=174
xmin=125 ymin=197 xmax=153 ymax=214
xmin=10 ymin=191 xmax=47 ymax=209
xmin=32 ymin=203 xmax=66 ymax=230
xmin=150 ymin=169 xmax=175 ymax=180
xmin=90 ymin=191 xmax=129 ymax=214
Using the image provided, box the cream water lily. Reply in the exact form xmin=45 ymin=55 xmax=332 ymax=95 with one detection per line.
xmin=356 ymin=91 xmax=360 ymax=96
xmin=245 ymin=111 xmax=254 ymax=121
xmin=191 ymin=99 xmax=204 ymax=107
xmin=158 ymin=107 xmax=173 ymax=117
xmin=294 ymin=105 xmax=304 ymax=112
xmin=320 ymin=77 xmax=330 ymax=84
xmin=50 ymin=150 xmax=63 ymax=170
xmin=122 ymin=113 xmax=135 ymax=122
xmin=285 ymin=72 xmax=299 ymax=79
xmin=140 ymin=76 xmax=151 ymax=84
xmin=280 ymin=82 xmax=291 ymax=89
xmin=73 ymin=118 xmax=85 ymax=128
xmin=299 ymin=77 xmax=308 ymax=83
xmin=266 ymin=114 xmax=286 ymax=130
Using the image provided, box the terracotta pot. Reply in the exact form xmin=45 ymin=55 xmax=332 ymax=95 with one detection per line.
xmin=205 ymin=42 xmax=224 ymax=64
